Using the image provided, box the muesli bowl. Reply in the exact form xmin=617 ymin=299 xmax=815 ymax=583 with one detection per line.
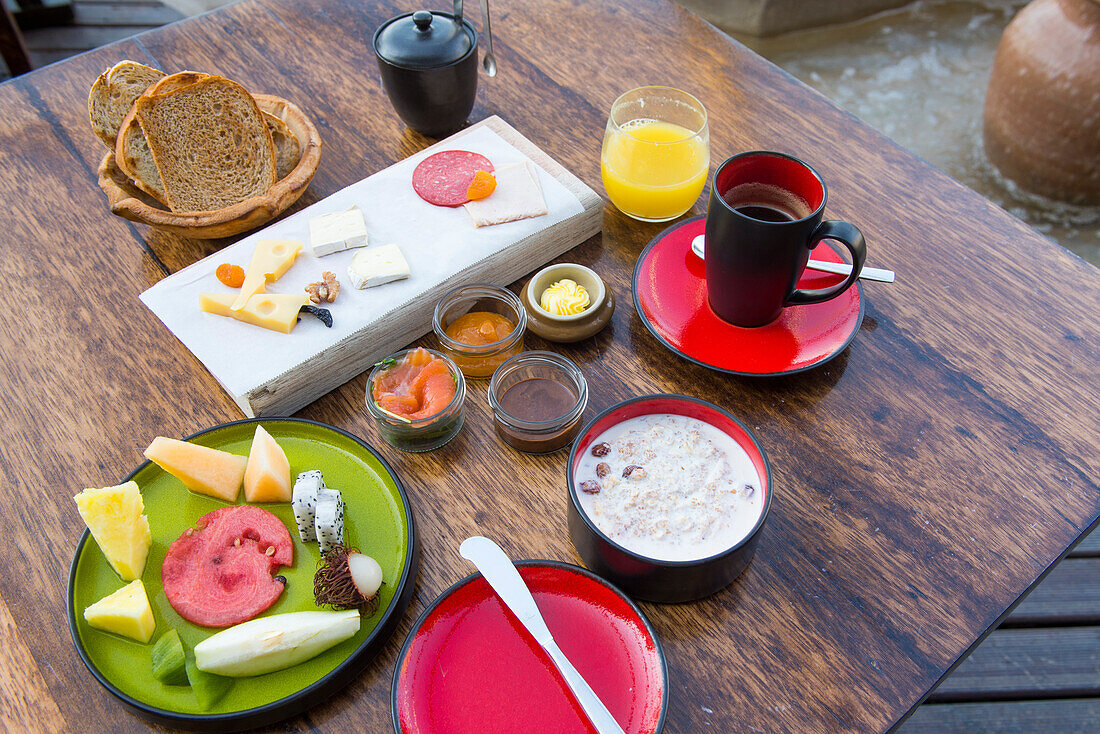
xmin=566 ymin=394 xmax=771 ymax=603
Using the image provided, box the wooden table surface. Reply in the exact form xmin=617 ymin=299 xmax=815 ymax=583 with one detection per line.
xmin=1 ymin=0 xmax=1097 ymax=731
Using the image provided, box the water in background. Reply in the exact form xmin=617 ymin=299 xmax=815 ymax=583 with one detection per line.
xmin=734 ymin=0 xmax=1100 ymax=266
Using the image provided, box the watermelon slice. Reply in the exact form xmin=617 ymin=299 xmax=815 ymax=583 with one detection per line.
xmin=162 ymin=506 xmax=293 ymax=628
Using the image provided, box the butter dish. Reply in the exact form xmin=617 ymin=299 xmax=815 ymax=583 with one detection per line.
xmin=521 ymin=263 xmax=615 ymax=343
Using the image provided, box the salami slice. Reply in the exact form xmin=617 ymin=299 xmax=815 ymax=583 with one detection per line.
xmin=412 ymin=150 xmax=495 ymax=207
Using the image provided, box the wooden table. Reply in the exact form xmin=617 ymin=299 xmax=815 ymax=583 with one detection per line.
xmin=1 ymin=0 xmax=1097 ymax=731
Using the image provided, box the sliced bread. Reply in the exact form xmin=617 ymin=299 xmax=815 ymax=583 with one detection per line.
xmin=116 ymin=100 xmax=299 ymax=204
xmin=136 ymin=76 xmax=276 ymax=212
xmin=115 ymin=107 xmax=168 ymax=204
xmin=263 ymin=111 xmax=300 ymax=181
xmin=87 ymin=61 xmax=165 ymax=149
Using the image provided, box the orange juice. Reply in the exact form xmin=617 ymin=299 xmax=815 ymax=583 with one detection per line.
xmin=601 ymin=119 xmax=709 ymax=221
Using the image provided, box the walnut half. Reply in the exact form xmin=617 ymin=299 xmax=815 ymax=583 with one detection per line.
xmin=306 ymin=271 xmax=340 ymax=304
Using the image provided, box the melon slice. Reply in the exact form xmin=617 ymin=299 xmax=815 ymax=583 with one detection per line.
xmin=243 ymin=425 xmax=291 ymax=503
xmin=143 ymin=437 xmax=247 ymax=502
xmin=74 ymin=480 xmax=152 ymax=581
xmin=84 ymin=579 xmax=156 ymax=643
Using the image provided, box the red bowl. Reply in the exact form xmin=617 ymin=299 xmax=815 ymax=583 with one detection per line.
xmin=567 ymin=394 xmax=772 ymax=603
xmin=391 ymin=561 xmax=667 ymax=733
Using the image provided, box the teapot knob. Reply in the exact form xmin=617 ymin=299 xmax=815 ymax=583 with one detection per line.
xmin=412 ymin=10 xmax=432 ymax=31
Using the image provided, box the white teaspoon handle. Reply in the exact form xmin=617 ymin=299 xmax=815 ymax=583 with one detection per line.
xmin=690 ymin=234 xmax=895 ymax=283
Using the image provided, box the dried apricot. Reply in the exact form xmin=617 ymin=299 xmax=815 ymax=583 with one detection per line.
xmin=216 ymin=263 xmax=245 ymax=288
xmin=465 ymin=170 xmax=497 ymax=201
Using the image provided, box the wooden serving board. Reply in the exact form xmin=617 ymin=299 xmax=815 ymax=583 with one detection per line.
xmin=141 ymin=116 xmax=602 ymax=417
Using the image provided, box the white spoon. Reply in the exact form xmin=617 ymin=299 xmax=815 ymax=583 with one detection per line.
xmin=459 ymin=537 xmax=626 ymax=734
xmin=690 ymin=234 xmax=896 ymax=283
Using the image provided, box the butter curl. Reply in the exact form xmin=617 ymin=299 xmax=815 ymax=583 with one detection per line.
xmin=540 ymin=279 xmax=590 ymax=316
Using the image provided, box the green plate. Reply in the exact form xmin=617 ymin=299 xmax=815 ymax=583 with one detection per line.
xmin=67 ymin=418 xmax=418 ymax=731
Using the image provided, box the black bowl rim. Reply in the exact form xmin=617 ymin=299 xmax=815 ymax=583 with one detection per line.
xmin=566 ymin=394 xmax=773 ymax=567
xmin=66 ymin=417 xmax=420 ymax=731
xmin=389 ymin=559 xmax=669 ymax=734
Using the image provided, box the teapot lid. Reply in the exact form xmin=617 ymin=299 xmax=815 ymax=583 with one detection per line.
xmin=374 ymin=10 xmax=475 ymax=69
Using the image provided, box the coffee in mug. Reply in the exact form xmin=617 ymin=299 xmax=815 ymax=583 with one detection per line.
xmin=704 ymin=151 xmax=866 ymax=327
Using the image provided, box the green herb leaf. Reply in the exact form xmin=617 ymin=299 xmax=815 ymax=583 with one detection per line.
xmin=374 ymin=357 xmax=398 ymax=371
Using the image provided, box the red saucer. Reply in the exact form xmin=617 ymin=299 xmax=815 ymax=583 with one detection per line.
xmin=633 ymin=215 xmax=864 ymax=376
xmin=392 ymin=562 xmax=667 ymax=734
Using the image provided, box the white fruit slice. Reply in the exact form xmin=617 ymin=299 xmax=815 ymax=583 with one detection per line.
xmin=347 ymin=553 xmax=383 ymax=598
xmin=314 ymin=487 xmax=344 ymax=554
xmin=291 ymin=470 xmax=325 ymax=542
xmin=194 ymin=610 xmax=360 ymax=677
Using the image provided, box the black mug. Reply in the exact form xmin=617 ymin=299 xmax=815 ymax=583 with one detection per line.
xmin=704 ymin=151 xmax=866 ymax=327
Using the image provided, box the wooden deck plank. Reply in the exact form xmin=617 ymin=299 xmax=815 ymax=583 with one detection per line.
xmin=23 ymin=24 xmax=161 ymax=49
xmin=71 ymin=3 xmax=183 ymax=25
xmin=1071 ymin=526 xmax=1100 ymax=556
xmin=898 ymin=699 xmax=1100 ymax=733
xmin=929 ymin=627 xmax=1100 ymax=701
xmin=1005 ymin=558 xmax=1100 ymax=626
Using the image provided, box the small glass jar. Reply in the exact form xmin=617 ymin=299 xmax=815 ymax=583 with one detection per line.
xmin=365 ymin=348 xmax=466 ymax=452
xmin=488 ymin=351 xmax=588 ymax=454
xmin=433 ymin=284 xmax=527 ymax=378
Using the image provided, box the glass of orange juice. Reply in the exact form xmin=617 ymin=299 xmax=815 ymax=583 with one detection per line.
xmin=601 ymin=86 xmax=710 ymax=222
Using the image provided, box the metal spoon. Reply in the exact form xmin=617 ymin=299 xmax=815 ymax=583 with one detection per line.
xmin=690 ymin=234 xmax=895 ymax=283
xmin=480 ymin=0 xmax=497 ymax=76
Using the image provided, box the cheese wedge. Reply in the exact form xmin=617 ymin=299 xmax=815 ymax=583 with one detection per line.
xmin=309 ymin=207 xmax=368 ymax=257
xmin=347 ymin=243 xmax=410 ymax=289
xmin=463 ymin=161 xmax=548 ymax=227
xmin=144 ymin=436 xmax=248 ymax=502
xmin=243 ymin=425 xmax=291 ymax=503
xmin=231 ymin=239 xmax=303 ymax=310
xmin=201 ymin=292 xmax=310 ymax=333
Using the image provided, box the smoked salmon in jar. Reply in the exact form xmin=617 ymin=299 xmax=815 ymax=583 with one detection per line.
xmin=366 ymin=348 xmax=466 ymax=452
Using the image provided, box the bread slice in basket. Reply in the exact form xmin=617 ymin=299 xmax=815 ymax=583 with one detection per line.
xmin=117 ymin=104 xmax=299 ymax=204
xmin=135 ymin=75 xmax=277 ymax=212
xmin=88 ymin=61 xmax=165 ymax=149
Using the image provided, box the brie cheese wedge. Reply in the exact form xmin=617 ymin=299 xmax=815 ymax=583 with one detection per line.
xmin=309 ymin=207 xmax=369 ymax=257
xmin=347 ymin=243 xmax=410 ymax=289
xmin=463 ymin=161 xmax=549 ymax=227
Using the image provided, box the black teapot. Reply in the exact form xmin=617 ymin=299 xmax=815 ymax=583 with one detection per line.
xmin=373 ymin=0 xmax=496 ymax=138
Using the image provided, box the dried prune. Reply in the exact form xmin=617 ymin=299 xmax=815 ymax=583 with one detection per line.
xmin=622 ymin=464 xmax=646 ymax=479
xmin=595 ymin=462 xmax=611 ymax=478
xmin=591 ymin=442 xmax=611 ymax=457
xmin=579 ymin=480 xmax=601 ymax=495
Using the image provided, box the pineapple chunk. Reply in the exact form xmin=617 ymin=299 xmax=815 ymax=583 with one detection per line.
xmin=74 ymin=481 xmax=152 ymax=581
xmin=84 ymin=580 xmax=156 ymax=643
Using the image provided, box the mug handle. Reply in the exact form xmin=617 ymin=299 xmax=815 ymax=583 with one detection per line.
xmin=786 ymin=220 xmax=867 ymax=306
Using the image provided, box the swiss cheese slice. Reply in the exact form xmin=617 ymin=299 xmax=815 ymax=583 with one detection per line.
xmin=463 ymin=161 xmax=548 ymax=227
xmin=230 ymin=239 xmax=303 ymax=311
xmin=347 ymin=243 xmax=410 ymax=289
xmin=201 ymin=292 xmax=310 ymax=333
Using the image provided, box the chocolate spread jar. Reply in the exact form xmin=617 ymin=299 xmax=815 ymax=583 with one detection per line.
xmin=488 ymin=351 xmax=588 ymax=454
